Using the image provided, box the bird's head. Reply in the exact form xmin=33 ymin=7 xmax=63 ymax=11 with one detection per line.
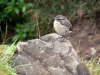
xmin=54 ymin=15 xmax=67 ymax=21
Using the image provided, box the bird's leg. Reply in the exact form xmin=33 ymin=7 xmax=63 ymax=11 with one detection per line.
xmin=61 ymin=29 xmax=71 ymax=41
xmin=57 ymin=35 xmax=65 ymax=42
xmin=62 ymin=35 xmax=66 ymax=41
xmin=57 ymin=34 xmax=70 ymax=42
xmin=62 ymin=34 xmax=70 ymax=41
xmin=61 ymin=35 xmax=67 ymax=42
xmin=67 ymin=34 xmax=70 ymax=40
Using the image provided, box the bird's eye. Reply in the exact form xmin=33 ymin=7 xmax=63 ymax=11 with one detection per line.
xmin=57 ymin=19 xmax=61 ymax=20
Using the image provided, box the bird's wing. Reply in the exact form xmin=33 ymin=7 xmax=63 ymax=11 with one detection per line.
xmin=61 ymin=19 xmax=72 ymax=28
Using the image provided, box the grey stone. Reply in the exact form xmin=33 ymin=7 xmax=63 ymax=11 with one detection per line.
xmin=13 ymin=33 xmax=90 ymax=75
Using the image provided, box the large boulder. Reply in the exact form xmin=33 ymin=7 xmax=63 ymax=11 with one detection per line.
xmin=13 ymin=33 xmax=90 ymax=75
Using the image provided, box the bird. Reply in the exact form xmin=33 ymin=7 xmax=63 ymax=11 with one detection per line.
xmin=53 ymin=15 xmax=72 ymax=41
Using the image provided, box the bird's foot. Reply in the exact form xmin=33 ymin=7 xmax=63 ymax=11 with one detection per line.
xmin=57 ymin=37 xmax=68 ymax=42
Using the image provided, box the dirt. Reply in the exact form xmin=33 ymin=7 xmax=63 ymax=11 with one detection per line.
xmin=70 ymin=16 xmax=100 ymax=60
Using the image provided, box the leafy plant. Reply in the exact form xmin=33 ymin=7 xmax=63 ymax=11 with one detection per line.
xmin=0 ymin=0 xmax=32 ymax=22
xmin=12 ymin=20 xmax=36 ymax=41
xmin=0 ymin=0 xmax=33 ymax=42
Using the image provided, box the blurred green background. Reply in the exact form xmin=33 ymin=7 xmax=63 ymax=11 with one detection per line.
xmin=0 ymin=0 xmax=100 ymax=43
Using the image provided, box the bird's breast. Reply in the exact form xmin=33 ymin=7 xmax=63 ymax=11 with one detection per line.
xmin=53 ymin=20 xmax=67 ymax=35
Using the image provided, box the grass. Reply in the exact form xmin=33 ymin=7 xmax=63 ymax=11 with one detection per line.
xmin=0 ymin=41 xmax=17 ymax=75
xmin=82 ymin=57 xmax=100 ymax=75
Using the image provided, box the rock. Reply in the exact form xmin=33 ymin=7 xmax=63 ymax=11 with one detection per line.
xmin=13 ymin=33 xmax=90 ymax=75
xmin=77 ymin=63 xmax=90 ymax=75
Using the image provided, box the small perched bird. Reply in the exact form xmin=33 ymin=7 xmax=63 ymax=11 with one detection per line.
xmin=53 ymin=15 xmax=72 ymax=40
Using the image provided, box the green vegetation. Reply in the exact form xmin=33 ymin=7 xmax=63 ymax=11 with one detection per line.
xmin=0 ymin=0 xmax=31 ymax=22
xmin=0 ymin=0 xmax=33 ymax=42
xmin=0 ymin=41 xmax=16 ymax=75
xmin=83 ymin=58 xmax=100 ymax=75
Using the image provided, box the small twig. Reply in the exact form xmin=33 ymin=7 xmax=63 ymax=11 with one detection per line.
xmin=0 ymin=22 xmax=8 ymax=44
xmin=16 ymin=64 xmax=32 ymax=68
xmin=77 ymin=32 xmax=83 ymax=54
xmin=2 ymin=23 xmax=8 ymax=44
xmin=2 ymin=38 xmax=10 ymax=44
xmin=36 ymin=17 xmax=41 ymax=39
xmin=0 ymin=26 xmax=3 ymax=41
xmin=4 ymin=23 xmax=8 ymax=41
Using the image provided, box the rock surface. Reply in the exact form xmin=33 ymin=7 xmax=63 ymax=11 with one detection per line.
xmin=13 ymin=33 xmax=90 ymax=75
